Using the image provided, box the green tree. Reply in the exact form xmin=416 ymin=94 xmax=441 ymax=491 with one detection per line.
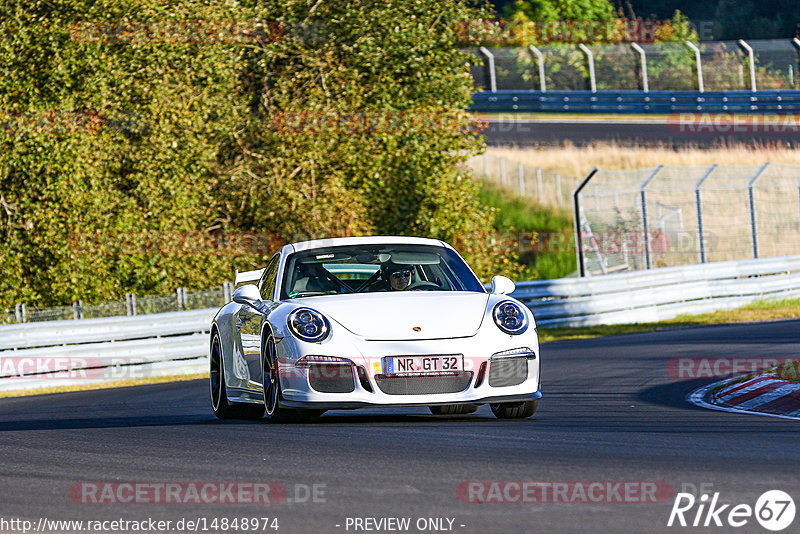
xmin=0 ymin=0 xmax=520 ymax=309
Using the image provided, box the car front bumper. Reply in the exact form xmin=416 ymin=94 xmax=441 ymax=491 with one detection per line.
xmin=276 ymin=329 xmax=541 ymax=409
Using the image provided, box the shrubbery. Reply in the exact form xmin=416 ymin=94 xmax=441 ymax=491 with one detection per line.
xmin=0 ymin=0 xmax=521 ymax=308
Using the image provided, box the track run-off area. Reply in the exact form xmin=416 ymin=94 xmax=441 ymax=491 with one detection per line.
xmin=0 ymin=319 xmax=798 ymax=534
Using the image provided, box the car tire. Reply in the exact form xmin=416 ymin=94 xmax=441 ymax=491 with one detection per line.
xmin=429 ymin=404 xmax=479 ymax=415
xmin=210 ymin=332 xmax=265 ymax=420
xmin=262 ymin=335 xmax=322 ymax=424
xmin=490 ymin=399 xmax=538 ymax=419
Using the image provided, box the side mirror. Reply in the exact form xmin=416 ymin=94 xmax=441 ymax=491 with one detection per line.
xmin=232 ymin=284 xmax=262 ymax=309
xmin=490 ymin=275 xmax=516 ymax=295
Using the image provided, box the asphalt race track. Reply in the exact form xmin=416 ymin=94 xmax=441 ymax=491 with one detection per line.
xmin=1 ymin=320 xmax=799 ymax=534
xmin=484 ymin=118 xmax=800 ymax=148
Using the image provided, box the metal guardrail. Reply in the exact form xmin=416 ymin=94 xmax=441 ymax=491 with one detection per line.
xmin=471 ymin=90 xmax=800 ymax=114
xmin=514 ymin=255 xmax=800 ymax=327
xmin=0 ymin=309 xmax=214 ymax=392
xmin=0 ymin=309 xmax=216 ymax=351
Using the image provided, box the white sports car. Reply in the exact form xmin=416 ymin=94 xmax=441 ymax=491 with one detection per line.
xmin=209 ymin=236 xmax=541 ymax=421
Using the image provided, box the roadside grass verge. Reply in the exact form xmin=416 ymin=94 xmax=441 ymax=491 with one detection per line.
xmin=0 ymin=372 xmax=207 ymax=398
xmin=478 ymin=181 xmax=575 ymax=280
xmin=775 ymin=361 xmax=800 ymax=384
xmin=539 ymin=297 xmax=800 ymax=343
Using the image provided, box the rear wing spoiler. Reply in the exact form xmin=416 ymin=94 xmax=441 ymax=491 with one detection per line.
xmin=234 ymin=268 xmax=265 ymax=287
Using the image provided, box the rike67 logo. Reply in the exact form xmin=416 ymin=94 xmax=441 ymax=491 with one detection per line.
xmin=668 ymin=490 xmax=795 ymax=531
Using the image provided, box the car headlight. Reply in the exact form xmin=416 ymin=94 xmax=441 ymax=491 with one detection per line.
xmin=493 ymin=301 xmax=529 ymax=335
xmin=287 ymin=308 xmax=330 ymax=343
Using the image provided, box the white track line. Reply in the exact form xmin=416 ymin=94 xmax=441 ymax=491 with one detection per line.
xmin=687 ymin=379 xmax=800 ymax=422
xmin=733 ymin=384 xmax=800 ymax=411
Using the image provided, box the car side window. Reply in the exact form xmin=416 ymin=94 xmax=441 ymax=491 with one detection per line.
xmin=259 ymin=254 xmax=280 ymax=301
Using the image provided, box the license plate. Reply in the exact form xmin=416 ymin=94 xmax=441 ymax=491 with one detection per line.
xmin=384 ymin=355 xmax=463 ymax=375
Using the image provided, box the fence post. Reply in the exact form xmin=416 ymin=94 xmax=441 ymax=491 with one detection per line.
xmin=528 ymin=45 xmax=546 ymax=92
xmin=500 ymin=157 xmax=506 ymax=185
xmin=556 ymin=174 xmax=562 ymax=204
xmin=126 ymin=293 xmax=138 ymax=316
xmin=578 ymin=43 xmax=597 ymax=92
xmin=573 ymin=167 xmax=599 ymax=277
xmin=536 ymin=168 xmax=543 ymax=201
xmin=748 ymin=162 xmax=770 ymax=259
xmin=630 ymin=42 xmax=649 ymax=92
xmin=737 ymin=40 xmax=757 ymax=92
xmin=482 ymin=152 xmax=488 ymax=176
xmin=223 ymin=282 xmax=233 ymax=303
xmin=518 ymin=163 xmax=525 ymax=196
xmin=72 ymin=300 xmax=83 ymax=320
xmin=15 ymin=303 xmax=26 ymax=323
xmin=694 ymin=164 xmax=717 ymax=264
xmin=478 ymin=47 xmax=497 ymax=93
xmin=685 ymin=41 xmax=704 ymax=92
xmin=640 ymin=166 xmax=664 ymax=270
xmin=177 ymin=287 xmax=187 ymax=310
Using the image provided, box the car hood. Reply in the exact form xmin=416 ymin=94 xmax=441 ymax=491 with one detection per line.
xmin=301 ymin=292 xmax=490 ymax=341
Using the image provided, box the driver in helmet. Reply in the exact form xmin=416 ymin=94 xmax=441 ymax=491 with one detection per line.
xmin=381 ymin=262 xmax=414 ymax=291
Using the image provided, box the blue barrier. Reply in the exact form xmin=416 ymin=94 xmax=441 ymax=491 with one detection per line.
xmin=470 ymin=90 xmax=800 ymax=114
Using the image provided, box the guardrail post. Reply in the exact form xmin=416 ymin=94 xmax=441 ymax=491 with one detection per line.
xmin=573 ymin=167 xmax=599 ymax=277
xmin=528 ymin=45 xmax=546 ymax=92
xmin=640 ymin=166 xmax=664 ymax=270
xmin=578 ymin=43 xmax=597 ymax=92
xmin=478 ymin=47 xmax=497 ymax=93
xmin=518 ymin=163 xmax=525 ymax=196
xmin=737 ymin=40 xmax=757 ymax=92
xmin=500 ymin=157 xmax=506 ymax=185
xmin=223 ymin=282 xmax=233 ymax=303
xmin=685 ymin=42 xmax=704 ymax=92
xmin=748 ymin=162 xmax=770 ymax=259
xmin=695 ymin=164 xmax=717 ymax=264
xmin=630 ymin=43 xmax=649 ymax=92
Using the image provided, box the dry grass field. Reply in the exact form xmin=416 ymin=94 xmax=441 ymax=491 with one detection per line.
xmin=483 ymin=142 xmax=800 ymax=178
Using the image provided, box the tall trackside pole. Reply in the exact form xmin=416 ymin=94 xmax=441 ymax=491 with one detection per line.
xmin=748 ymin=162 xmax=770 ymax=259
xmin=528 ymin=45 xmax=546 ymax=92
xmin=695 ymin=164 xmax=717 ymax=264
xmin=578 ymin=44 xmax=597 ymax=92
xmin=640 ymin=166 xmax=664 ymax=270
xmin=630 ymin=42 xmax=649 ymax=92
xmin=479 ymin=47 xmax=497 ymax=93
xmin=574 ymin=167 xmax=599 ymax=277
xmin=738 ymin=40 xmax=757 ymax=92
xmin=686 ymin=42 xmax=704 ymax=92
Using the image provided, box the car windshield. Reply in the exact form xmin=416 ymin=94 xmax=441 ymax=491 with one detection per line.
xmin=280 ymin=244 xmax=485 ymax=299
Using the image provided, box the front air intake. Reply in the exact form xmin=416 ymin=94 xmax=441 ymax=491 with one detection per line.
xmin=308 ymin=363 xmax=356 ymax=393
xmin=374 ymin=372 xmax=473 ymax=395
xmin=488 ymin=358 xmax=528 ymax=387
